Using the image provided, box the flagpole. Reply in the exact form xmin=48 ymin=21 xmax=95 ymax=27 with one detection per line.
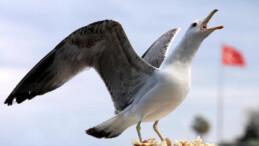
xmin=217 ymin=47 xmax=224 ymax=144
xmin=216 ymin=44 xmax=245 ymax=144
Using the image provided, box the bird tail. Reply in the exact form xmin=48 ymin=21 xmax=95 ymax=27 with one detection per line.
xmin=86 ymin=115 xmax=134 ymax=138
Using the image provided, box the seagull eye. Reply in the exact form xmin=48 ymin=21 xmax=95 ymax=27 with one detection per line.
xmin=192 ymin=23 xmax=197 ymax=27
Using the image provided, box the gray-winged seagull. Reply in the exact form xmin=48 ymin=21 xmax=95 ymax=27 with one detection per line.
xmin=5 ymin=9 xmax=223 ymax=142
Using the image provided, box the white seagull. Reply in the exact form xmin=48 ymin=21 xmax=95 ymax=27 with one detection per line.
xmin=5 ymin=10 xmax=223 ymax=142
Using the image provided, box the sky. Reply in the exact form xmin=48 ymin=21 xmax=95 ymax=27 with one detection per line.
xmin=0 ymin=0 xmax=259 ymax=145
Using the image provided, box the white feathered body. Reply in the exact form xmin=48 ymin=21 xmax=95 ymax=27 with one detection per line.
xmin=123 ymin=62 xmax=191 ymax=123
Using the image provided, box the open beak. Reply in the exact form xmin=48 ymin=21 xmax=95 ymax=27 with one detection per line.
xmin=201 ymin=9 xmax=223 ymax=31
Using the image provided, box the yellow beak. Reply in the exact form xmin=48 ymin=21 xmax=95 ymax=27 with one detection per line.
xmin=201 ymin=9 xmax=224 ymax=30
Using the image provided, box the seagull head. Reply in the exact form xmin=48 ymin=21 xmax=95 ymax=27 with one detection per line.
xmin=185 ymin=9 xmax=223 ymax=41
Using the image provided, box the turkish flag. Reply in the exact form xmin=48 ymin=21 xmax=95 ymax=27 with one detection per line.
xmin=222 ymin=45 xmax=245 ymax=67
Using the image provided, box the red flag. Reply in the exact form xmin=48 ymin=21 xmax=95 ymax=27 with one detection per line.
xmin=222 ymin=45 xmax=245 ymax=67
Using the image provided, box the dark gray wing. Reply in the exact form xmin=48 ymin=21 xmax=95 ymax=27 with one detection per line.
xmin=142 ymin=28 xmax=180 ymax=68
xmin=5 ymin=20 xmax=157 ymax=113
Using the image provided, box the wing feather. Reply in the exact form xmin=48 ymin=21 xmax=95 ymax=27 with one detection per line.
xmin=142 ymin=28 xmax=180 ymax=68
xmin=5 ymin=20 xmax=156 ymax=113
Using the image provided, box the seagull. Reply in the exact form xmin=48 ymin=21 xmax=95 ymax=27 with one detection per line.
xmin=5 ymin=9 xmax=223 ymax=142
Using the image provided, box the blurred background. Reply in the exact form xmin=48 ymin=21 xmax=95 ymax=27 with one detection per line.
xmin=0 ymin=0 xmax=258 ymax=145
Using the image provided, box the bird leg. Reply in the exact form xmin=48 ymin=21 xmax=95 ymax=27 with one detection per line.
xmin=153 ymin=120 xmax=164 ymax=141
xmin=136 ymin=121 xmax=143 ymax=142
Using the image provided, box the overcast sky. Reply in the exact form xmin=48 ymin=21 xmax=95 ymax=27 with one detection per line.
xmin=1 ymin=0 xmax=259 ymax=145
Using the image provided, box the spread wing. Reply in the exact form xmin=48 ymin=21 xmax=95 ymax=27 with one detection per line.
xmin=5 ymin=20 xmax=157 ymax=113
xmin=142 ymin=28 xmax=180 ymax=68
